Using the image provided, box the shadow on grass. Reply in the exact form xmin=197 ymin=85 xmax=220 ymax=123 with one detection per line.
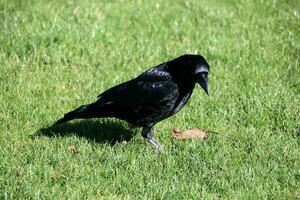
xmin=34 ymin=119 xmax=135 ymax=145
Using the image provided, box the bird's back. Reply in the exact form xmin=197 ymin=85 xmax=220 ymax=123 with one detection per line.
xmin=93 ymin=64 xmax=181 ymax=126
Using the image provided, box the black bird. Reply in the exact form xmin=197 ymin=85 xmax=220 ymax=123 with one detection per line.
xmin=55 ymin=54 xmax=210 ymax=150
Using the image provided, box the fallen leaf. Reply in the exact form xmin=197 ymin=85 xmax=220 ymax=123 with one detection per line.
xmin=17 ymin=168 xmax=24 ymax=179
xmin=68 ymin=63 xmax=78 ymax=70
xmin=172 ymin=128 xmax=208 ymax=139
xmin=51 ymin=170 xmax=60 ymax=181
xmin=121 ymin=140 xmax=128 ymax=145
xmin=68 ymin=145 xmax=77 ymax=153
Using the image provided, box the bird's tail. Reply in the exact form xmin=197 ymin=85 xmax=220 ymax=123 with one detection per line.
xmin=55 ymin=104 xmax=96 ymax=125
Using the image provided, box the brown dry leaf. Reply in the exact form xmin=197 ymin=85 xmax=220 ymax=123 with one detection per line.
xmin=172 ymin=128 xmax=208 ymax=139
xmin=51 ymin=170 xmax=60 ymax=181
xmin=68 ymin=145 xmax=77 ymax=153
xmin=121 ymin=140 xmax=128 ymax=145
xmin=17 ymin=168 xmax=24 ymax=179
xmin=68 ymin=63 xmax=78 ymax=70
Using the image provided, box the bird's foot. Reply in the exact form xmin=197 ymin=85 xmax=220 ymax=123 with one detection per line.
xmin=146 ymin=138 xmax=164 ymax=152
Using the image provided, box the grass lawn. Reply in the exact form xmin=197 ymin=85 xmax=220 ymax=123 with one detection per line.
xmin=1 ymin=0 xmax=299 ymax=199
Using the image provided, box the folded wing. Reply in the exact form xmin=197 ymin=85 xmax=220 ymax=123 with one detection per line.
xmin=95 ymin=66 xmax=179 ymax=125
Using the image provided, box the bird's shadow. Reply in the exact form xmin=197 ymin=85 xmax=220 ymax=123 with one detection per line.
xmin=33 ymin=119 xmax=136 ymax=145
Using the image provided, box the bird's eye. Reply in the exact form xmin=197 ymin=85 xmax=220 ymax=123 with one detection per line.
xmin=201 ymin=72 xmax=208 ymax=77
xmin=194 ymin=65 xmax=208 ymax=75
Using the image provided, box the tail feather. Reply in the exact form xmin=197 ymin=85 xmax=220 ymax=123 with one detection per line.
xmin=55 ymin=104 xmax=91 ymax=125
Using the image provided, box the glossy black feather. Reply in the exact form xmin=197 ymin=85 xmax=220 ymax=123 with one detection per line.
xmin=93 ymin=63 xmax=180 ymax=126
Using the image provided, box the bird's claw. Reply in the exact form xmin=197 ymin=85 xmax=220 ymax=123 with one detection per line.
xmin=147 ymin=138 xmax=164 ymax=152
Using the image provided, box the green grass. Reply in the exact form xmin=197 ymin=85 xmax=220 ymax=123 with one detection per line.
xmin=1 ymin=0 xmax=299 ymax=199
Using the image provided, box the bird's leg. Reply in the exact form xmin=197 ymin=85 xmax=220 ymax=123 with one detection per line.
xmin=141 ymin=126 xmax=162 ymax=151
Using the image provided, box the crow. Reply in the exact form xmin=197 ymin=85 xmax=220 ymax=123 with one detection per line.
xmin=55 ymin=54 xmax=210 ymax=150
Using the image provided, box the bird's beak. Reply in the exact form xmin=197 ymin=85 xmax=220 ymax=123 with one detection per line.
xmin=197 ymin=74 xmax=208 ymax=95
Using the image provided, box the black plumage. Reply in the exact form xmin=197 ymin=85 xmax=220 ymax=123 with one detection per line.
xmin=55 ymin=54 xmax=210 ymax=149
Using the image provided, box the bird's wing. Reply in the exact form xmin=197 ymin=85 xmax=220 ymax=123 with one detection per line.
xmin=96 ymin=65 xmax=178 ymax=113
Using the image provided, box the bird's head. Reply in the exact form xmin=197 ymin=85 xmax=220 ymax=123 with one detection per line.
xmin=171 ymin=54 xmax=210 ymax=95
xmin=192 ymin=57 xmax=209 ymax=95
